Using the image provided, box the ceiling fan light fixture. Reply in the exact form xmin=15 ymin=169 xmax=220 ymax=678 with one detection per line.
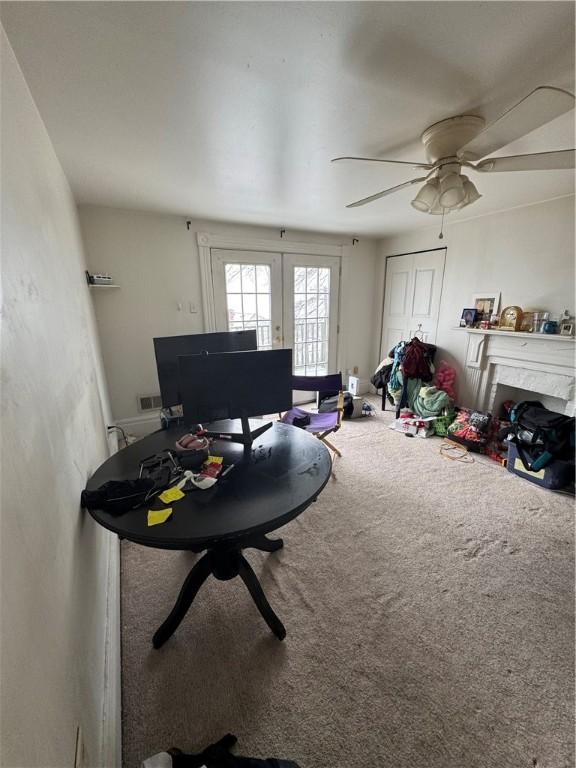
xmin=453 ymin=177 xmax=482 ymax=210
xmin=462 ymin=176 xmax=482 ymax=205
xmin=438 ymin=173 xmax=465 ymax=208
xmin=410 ymin=178 xmax=439 ymax=212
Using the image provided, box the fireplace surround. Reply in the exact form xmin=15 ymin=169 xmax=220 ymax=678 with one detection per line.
xmin=463 ymin=329 xmax=575 ymax=416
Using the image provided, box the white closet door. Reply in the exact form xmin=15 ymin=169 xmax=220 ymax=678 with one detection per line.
xmin=380 ymin=249 xmax=446 ymax=359
xmin=211 ymin=249 xmax=283 ymax=349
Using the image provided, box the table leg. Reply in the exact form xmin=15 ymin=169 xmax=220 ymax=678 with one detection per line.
xmin=152 ymin=553 xmax=212 ymax=649
xmin=237 ymin=554 xmax=286 ymax=640
xmin=153 ymin=543 xmax=286 ymax=648
xmin=248 ymin=534 xmax=284 ymax=552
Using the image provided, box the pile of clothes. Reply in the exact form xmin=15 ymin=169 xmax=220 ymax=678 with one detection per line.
xmin=372 ymin=337 xmax=454 ymax=421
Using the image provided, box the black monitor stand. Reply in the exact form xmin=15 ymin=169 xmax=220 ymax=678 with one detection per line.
xmin=203 ymin=413 xmax=273 ymax=447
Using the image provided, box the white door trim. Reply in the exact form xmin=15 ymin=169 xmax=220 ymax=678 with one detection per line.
xmin=100 ymin=534 xmax=122 ymax=768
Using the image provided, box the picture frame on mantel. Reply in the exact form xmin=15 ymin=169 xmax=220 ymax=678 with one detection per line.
xmin=472 ymin=292 xmax=501 ymax=323
xmin=460 ymin=308 xmax=478 ymax=327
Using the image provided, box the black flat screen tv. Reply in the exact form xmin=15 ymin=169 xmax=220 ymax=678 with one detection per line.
xmin=178 ymin=349 xmax=293 ymax=444
xmin=153 ymin=330 xmax=257 ymax=408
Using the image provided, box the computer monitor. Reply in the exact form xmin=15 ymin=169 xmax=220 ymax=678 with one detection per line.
xmin=153 ymin=330 xmax=257 ymax=408
xmin=178 ymin=349 xmax=293 ymax=446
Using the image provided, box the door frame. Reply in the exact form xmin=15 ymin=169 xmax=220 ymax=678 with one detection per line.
xmin=378 ymin=246 xmax=447 ymax=361
xmin=197 ymin=232 xmax=343 ymax=369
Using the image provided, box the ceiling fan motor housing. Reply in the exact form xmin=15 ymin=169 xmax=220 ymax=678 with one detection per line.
xmin=421 ymin=114 xmax=486 ymax=164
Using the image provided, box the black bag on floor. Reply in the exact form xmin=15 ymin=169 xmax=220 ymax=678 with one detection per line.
xmin=318 ymin=391 xmax=354 ymax=417
xmin=504 ymin=401 xmax=575 ymax=472
xmin=143 ymin=734 xmax=300 ymax=768
xmin=507 ymin=442 xmax=575 ymax=490
xmin=370 ymin=361 xmax=393 ymax=390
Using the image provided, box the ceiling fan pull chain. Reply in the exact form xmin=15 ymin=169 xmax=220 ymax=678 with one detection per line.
xmin=438 ymin=209 xmax=446 ymax=240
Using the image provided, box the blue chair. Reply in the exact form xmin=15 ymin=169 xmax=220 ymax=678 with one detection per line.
xmin=280 ymin=373 xmax=344 ymax=461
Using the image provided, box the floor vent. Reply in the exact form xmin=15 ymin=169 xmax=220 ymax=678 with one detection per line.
xmin=138 ymin=394 xmax=162 ymax=412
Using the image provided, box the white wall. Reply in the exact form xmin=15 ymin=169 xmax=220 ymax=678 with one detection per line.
xmin=1 ymin=30 xmax=120 ymax=767
xmin=376 ymin=195 xmax=575 ymax=406
xmin=79 ymin=205 xmax=379 ymax=428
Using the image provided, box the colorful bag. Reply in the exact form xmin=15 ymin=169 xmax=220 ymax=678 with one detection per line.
xmin=447 ymin=408 xmax=492 ymax=452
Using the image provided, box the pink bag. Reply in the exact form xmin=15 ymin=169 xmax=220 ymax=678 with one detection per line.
xmin=433 ymin=361 xmax=456 ymax=402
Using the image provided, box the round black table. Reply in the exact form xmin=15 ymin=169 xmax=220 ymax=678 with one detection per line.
xmin=86 ymin=421 xmax=331 ymax=648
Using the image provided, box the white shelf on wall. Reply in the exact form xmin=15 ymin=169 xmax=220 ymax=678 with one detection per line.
xmin=85 ymin=270 xmax=120 ymax=289
xmin=453 ymin=327 xmax=575 ymax=342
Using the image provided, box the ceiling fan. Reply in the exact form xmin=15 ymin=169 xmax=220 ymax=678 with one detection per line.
xmin=332 ymin=86 xmax=575 ymax=215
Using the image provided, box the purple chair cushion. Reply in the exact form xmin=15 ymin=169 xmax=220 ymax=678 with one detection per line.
xmin=281 ymin=407 xmax=338 ymax=433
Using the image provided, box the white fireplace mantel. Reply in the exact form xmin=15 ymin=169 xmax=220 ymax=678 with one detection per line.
xmin=462 ymin=329 xmax=576 ymax=415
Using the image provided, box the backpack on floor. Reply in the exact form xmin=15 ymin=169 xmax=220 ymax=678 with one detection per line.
xmin=318 ymin=392 xmax=354 ymax=417
xmin=504 ymin=400 xmax=575 ymax=472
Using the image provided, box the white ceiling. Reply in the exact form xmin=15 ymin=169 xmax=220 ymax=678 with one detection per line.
xmin=2 ymin=1 xmax=574 ymax=237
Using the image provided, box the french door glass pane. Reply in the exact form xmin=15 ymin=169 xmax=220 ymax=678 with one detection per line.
xmin=225 ymin=263 xmax=272 ymax=350
xmin=293 ymin=266 xmax=331 ymax=376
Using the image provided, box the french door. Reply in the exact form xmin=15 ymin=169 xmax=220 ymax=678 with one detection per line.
xmin=211 ymin=249 xmax=340 ymax=376
xmin=282 ymin=254 xmax=340 ymax=376
xmin=212 ymin=250 xmax=283 ymax=350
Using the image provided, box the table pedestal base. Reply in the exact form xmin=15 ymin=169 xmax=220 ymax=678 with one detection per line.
xmin=152 ymin=534 xmax=285 ymax=649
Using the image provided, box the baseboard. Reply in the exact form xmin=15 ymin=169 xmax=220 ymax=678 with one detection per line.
xmin=116 ymin=411 xmax=161 ymax=437
xmin=100 ymin=532 xmax=122 ymax=767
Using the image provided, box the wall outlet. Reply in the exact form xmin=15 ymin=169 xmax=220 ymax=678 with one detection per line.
xmin=74 ymin=726 xmax=85 ymax=768
xmin=353 ymin=366 xmax=359 ymax=375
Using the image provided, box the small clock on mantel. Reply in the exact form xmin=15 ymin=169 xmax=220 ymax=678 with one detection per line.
xmin=499 ymin=305 xmax=523 ymax=331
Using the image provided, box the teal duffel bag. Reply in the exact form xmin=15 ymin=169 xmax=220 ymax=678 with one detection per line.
xmin=507 ymin=441 xmax=574 ymax=490
xmin=502 ymin=401 xmax=575 ymax=483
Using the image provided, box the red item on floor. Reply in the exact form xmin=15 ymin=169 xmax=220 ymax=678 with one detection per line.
xmin=484 ymin=416 xmax=509 ymax=465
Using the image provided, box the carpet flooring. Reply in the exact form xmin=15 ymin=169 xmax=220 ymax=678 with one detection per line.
xmin=121 ymin=405 xmax=574 ymax=768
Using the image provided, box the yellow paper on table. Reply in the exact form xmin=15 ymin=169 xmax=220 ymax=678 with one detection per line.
xmin=159 ymin=486 xmax=186 ymax=504
xmin=147 ymin=508 xmax=173 ymax=527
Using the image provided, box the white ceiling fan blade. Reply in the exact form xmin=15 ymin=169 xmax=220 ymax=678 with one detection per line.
xmin=474 ymin=149 xmax=575 ymax=172
xmin=346 ymin=177 xmax=428 ymax=208
xmin=332 ymin=156 xmax=432 ymax=169
xmin=458 ymin=86 xmax=575 ymax=161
